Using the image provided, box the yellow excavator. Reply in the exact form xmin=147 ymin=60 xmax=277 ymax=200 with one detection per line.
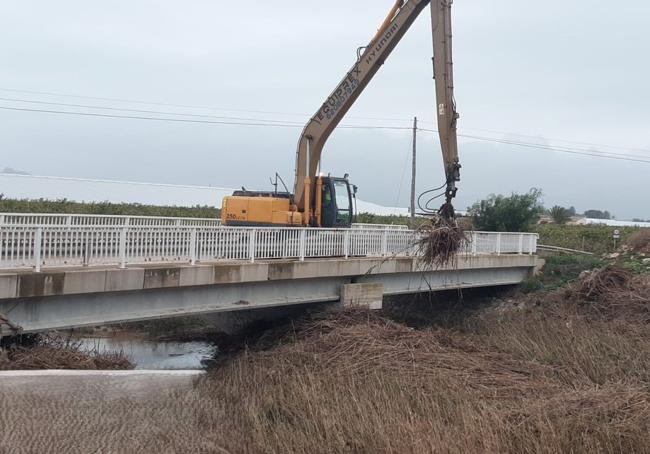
xmin=221 ymin=0 xmax=460 ymax=227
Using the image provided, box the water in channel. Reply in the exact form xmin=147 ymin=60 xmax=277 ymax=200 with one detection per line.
xmin=77 ymin=336 xmax=218 ymax=370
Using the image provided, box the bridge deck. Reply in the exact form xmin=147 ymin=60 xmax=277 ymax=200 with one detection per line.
xmin=0 ymin=254 xmax=540 ymax=335
xmin=0 ymin=217 xmax=540 ymax=335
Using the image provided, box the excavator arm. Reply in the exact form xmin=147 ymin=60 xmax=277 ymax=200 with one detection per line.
xmin=431 ymin=0 xmax=461 ymax=216
xmin=293 ymin=0 xmax=461 ymax=218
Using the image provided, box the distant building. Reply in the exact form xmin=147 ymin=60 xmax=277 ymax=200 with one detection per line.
xmin=571 ymin=217 xmax=650 ymax=228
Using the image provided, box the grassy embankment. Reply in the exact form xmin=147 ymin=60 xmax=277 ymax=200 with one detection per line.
xmin=2 ymin=233 xmax=650 ymax=453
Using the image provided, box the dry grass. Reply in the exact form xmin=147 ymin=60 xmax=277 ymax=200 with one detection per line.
xmin=0 ymin=336 xmax=133 ymax=370
xmin=575 ymin=265 xmax=633 ymax=300
xmin=2 ymin=294 xmax=650 ymax=453
xmin=627 ymin=230 xmax=650 ymax=254
xmin=562 ymin=268 xmax=650 ymax=324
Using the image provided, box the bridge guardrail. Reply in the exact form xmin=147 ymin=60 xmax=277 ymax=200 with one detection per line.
xmin=350 ymin=223 xmax=409 ymax=230
xmin=0 ymin=225 xmax=537 ymax=271
xmin=0 ymin=213 xmax=222 ymax=227
xmin=0 ymin=213 xmax=414 ymax=231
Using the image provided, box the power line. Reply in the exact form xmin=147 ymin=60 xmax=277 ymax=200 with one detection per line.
xmin=0 ymin=106 xmax=411 ymax=130
xmin=0 ymin=172 xmax=235 ymax=191
xmin=2 ymin=104 xmax=649 ymax=165
xmin=0 ymin=97 xmax=307 ymax=125
xmin=414 ymin=119 xmax=650 ymax=156
xmin=417 ymin=127 xmax=650 ymax=163
xmin=0 ymin=104 xmax=412 ymax=131
xmin=0 ymin=105 xmax=306 ymax=128
xmin=0 ymin=87 xmax=308 ymax=117
xmin=0 ymin=87 xmax=413 ymax=124
xmin=445 ymin=131 xmax=650 ymax=164
xmin=458 ymin=125 xmax=650 ymax=155
xmin=457 ymin=134 xmax=650 ymax=163
xmin=2 ymin=86 xmax=647 ymax=156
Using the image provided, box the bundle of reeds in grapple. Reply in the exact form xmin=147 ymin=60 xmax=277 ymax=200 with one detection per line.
xmin=416 ymin=216 xmax=467 ymax=268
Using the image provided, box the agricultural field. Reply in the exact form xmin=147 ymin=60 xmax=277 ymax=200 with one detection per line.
xmin=535 ymin=224 xmax=642 ymax=255
xmin=0 ymin=197 xmax=219 ymax=218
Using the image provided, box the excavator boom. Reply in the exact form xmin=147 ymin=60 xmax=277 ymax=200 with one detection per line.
xmin=293 ymin=0 xmax=430 ymax=210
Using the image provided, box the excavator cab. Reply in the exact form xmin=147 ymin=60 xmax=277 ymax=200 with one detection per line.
xmin=319 ymin=176 xmax=354 ymax=228
xmin=221 ymin=175 xmax=355 ymax=228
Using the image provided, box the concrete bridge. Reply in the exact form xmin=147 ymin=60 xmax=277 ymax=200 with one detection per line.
xmin=0 ymin=214 xmax=540 ymax=336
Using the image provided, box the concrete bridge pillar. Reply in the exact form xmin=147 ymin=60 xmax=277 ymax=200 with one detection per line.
xmin=340 ymin=283 xmax=384 ymax=310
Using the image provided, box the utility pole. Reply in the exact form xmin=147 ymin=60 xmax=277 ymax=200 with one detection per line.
xmin=410 ymin=116 xmax=417 ymax=220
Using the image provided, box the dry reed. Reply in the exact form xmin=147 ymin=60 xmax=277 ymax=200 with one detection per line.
xmin=576 ymin=266 xmax=633 ymax=300
xmin=3 ymin=301 xmax=650 ymax=453
xmin=416 ymin=216 xmax=467 ymax=268
xmin=0 ymin=336 xmax=133 ymax=370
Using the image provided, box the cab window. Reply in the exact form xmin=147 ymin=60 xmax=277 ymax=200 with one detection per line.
xmin=333 ymin=180 xmax=351 ymax=226
xmin=323 ymin=185 xmax=332 ymax=207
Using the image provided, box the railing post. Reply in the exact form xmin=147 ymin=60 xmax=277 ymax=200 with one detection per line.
xmin=249 ymin=229 xmax=257 ymax=263
xmin=0 ymin=214 xmax=4 ymax=225
xmin=496 ymin=233 xmax=502 ymax=255
xmin=189 ymin=228 xmax=197 ymax=265
xmin=119 ymin=227 xmax=127 ymax=269
xmin=531 ymin=235 xmax=537 ymax=256
xmin=299 ymin=229 xmax=306 ymax=262
xmin=518 ymin=234 xmax=524 ymax=255
xmin=471 ymin=232 xmax=477 ymax=256
xmin=381 ymin=230 xmax=388 ymax=257
xmin=344 ymin=229 xmax=350 ymax=259
xmin=66 ymin=215 xmax=72 ymax=226
xmin=34 ymin=227 xmax=42 ymax=273
xmin=83 ymin=234 xmax=91 ymax=266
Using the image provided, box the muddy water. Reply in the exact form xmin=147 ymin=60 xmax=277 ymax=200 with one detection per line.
xmin=77 ymin=337 xmax=218 ymax=370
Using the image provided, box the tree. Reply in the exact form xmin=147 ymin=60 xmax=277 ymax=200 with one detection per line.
xmin=468 ymin=189 xmax=544 ymax=232
xmin=550 ymin=205 xmax=571 ymax=224
xmin=584 ymin=210 xmax=611 ymax=220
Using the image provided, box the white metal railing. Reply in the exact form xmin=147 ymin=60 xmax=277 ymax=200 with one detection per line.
xmin=0 ymin=213 xmax=221 ymax=227
xmin=0 ymin=215 xmax=408 ymax=230
xmin=351 ymin=223 xmax=409 ymax=230
xmin=0 ymin=224 xmax=537 ymax=271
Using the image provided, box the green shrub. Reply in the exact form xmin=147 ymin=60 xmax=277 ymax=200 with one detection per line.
xmin=527 ymin=254 xmax=605 ymax=290
xmin=519 ymin=277 xmax=544 ymax=294
xmin=468 ymin=189 xmax=543 ymax=232
xmin=549 ymin=205 xmax=571 ymax=224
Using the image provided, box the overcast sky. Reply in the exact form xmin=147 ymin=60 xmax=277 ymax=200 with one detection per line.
xmin=0 ymin=0 xmax=648 ymax=219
